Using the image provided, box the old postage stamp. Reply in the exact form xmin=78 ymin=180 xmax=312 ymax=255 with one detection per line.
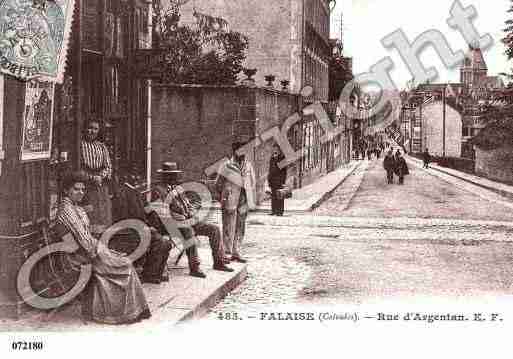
xmin=0 ymin=0 xmax=74 ymax=83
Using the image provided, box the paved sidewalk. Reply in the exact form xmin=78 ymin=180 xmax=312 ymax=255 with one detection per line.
xmin=406 ymin=155 xmax=513 ymax=199
xmin=0 ymin=248 xmax=247 ymax=331
xmin=257 ymin=161 xmax=362 ymax=212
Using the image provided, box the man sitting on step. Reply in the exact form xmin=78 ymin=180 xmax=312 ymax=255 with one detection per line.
xmin=149 ymin=161 xmax=234 ymax=278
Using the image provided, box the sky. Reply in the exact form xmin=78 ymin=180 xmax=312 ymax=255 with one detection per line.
xmin=330 ymin=0 xmax=512 ymax=90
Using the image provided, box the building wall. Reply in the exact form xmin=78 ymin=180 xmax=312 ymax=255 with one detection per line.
xmin=475 ymin=145 xmax=513 ymax=183
xmin=303 ymin=0 xmax=330 ymax=102
xmin=422 ymin=101 xmax=462 ymax=157
xmin=151 ymin=84 xmax=300 ymax=204
xmin=152 ymin=85 xmax=240 ymax=182
xmin=176 ymin=0 xmax=303 ymax=93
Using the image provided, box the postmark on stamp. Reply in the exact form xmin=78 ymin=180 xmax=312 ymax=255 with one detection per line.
xmin=0 ymin=0 xmax=75 ymax=83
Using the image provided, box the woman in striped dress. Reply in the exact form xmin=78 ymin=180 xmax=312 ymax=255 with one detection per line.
xmin=81 ymin=120 xmax=113 ymax=234
xmin=58 ymin=172 xmax=151 ymax=324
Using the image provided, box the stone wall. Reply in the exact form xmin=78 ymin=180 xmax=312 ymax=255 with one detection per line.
xmin=475 ymin=145 xmax=513 ymax=183
xmin=151 ymin=84 xmax=300 ymax=204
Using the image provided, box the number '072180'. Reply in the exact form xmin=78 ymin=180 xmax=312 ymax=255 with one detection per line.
xmin=11 ymin=341 xmax=43 ymax=350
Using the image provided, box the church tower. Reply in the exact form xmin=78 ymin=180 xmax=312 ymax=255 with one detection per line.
xmin=460 ymin=44 xmax=488 ymax=88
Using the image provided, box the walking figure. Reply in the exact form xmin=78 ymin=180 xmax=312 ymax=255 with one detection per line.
xmin=383 ymin=149 xmax=396 ymax=184
xmin=423 ymin=148 xmax=431 ymax=169
xmin=394 ymin=151 xmax=409 ymax=185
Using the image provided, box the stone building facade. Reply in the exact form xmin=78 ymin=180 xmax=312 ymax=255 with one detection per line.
xmin=402 ymin=45 xmax=504 ymax=157
xmin=164 ymin=0 xmax=335 ymax=187
xmin=418 ymin=101 xmax=462 ymax=157
xmin=174 ymin=0 xmax=331 ymax=102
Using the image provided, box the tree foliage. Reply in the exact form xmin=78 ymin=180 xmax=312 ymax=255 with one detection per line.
xmin=153 ymin=4 xmax=249 ymax=85
xmin=502 ymin=1 xmax=513 ymax=84
xmin=504 ymin=1 xmax=513 ymax=60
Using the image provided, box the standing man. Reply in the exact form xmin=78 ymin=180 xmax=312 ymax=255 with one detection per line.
xmin=423 ymin=148 xmax=431 ymax=169
xmin=268 ymin=145 xmax=287 ymax=216
xmin=80 ymin=119 xmax=113 ymax=234
xmin=151 ymin=162 xmax=234 ymax=278
xmin=383 ymin=149 xmax=396 ymax=184
xmin=216 ymin=141 xmax=252 ymax=264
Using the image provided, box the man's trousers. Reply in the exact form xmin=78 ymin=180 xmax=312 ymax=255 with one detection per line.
xmin=180 ymin=222 xmax=224 ymax=271
xmin=386 ymin=170 xmax=394 ymax=184
xmin=222 ymin=208 xmax=247 ymax=259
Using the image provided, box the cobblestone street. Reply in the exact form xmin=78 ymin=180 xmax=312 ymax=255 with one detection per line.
xmin=208 ymin=158 xmax=513 ymax=318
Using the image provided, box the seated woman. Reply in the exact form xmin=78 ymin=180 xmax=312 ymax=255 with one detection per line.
xmin=57 ymin=171 xmax=151 ymax=324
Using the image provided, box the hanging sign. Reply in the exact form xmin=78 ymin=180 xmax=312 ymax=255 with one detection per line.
xmin=20 ymin=80 xmax=55 ymax=161
xmin=0 ymin=0 xmax=75 ymax=83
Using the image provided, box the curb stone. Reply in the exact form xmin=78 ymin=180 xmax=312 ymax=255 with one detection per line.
xmin=309 ymin=161 xmax=364 ymax=210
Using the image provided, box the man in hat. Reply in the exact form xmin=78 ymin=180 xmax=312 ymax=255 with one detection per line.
xmin=150 ymin=162 xmax=233 ymax=278
xmin=216 ymin=141 xmax=252 ymax=264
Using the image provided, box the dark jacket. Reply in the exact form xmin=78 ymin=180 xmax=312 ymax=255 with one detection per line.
xmin=423 ymin=151 xmax=431 ymax=163
xmin=395 ymin=157 xmax=409 ymax=176
xmin=383 ymin=154 xmax=395 ymax=172
xmin=268 ymin=153 xmax=287 ymax=190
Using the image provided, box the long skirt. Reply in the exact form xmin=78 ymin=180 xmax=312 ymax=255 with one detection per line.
xmin=85 ymin=184 xmax=113 ymax=233
xmin=81 ymin=244 xmax=150 ymax=324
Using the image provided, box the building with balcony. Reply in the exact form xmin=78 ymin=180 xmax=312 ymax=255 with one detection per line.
xmin=0 ymin=0 xmax=154 ymax=318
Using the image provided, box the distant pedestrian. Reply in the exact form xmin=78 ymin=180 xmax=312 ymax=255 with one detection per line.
xmin=394 ymin=151 xmax=409 ymax=185
xmin=367 ymin=148 xmax=372 ymax=160
xmin=423 ymin=148 xmax=431 ymax=169
xmin=383 ymin=149 xmax=396 ymax=184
